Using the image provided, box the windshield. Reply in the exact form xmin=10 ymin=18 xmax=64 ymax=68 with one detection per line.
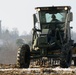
xmin=39 ymin=11 xmax=67 ymax=23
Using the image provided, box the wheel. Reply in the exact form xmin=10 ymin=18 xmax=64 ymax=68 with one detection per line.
xmin=73 ymin=57 xmax=76 ymax=66
xmin=60 ymin=50 xmax=72 ymax=68
xmin=16 ymin=44 xmax=30 ymax=68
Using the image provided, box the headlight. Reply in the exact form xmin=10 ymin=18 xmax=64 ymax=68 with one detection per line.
xmin=36 ymin=8 xmax=40 ymax=11
xmin=64 ymin=7 xmax=68 ymax=10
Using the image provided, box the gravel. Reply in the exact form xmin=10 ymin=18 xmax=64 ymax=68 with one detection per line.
xmin=0 ymin=64 xmax=76 ymax=75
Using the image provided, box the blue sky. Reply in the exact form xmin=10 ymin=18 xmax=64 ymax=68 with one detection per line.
xmin=0 ymin=0 xmax=75 ymax=35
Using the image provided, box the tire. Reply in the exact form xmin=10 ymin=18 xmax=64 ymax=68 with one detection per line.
xmin=60 ymin=50 xmax=72 ymax=68
xmin=73 ymin=57 xmax=76 ymax=66
xmin=16 ymin=44 xmax=30 ymax=68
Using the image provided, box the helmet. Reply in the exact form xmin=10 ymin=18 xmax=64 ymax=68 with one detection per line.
xmin=51 ymin=14 xmax=56 ymax=19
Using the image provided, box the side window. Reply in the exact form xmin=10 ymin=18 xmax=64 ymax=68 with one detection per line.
xmin=40 ymin=12 xmax=46 ymax=23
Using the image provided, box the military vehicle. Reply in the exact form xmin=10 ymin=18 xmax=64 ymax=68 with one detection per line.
xmin=16 ymin=6 xmax=76 ymax=68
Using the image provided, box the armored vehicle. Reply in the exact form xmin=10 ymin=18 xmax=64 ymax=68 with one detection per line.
xmin=17 ymin=6 xmax=76 ymax=68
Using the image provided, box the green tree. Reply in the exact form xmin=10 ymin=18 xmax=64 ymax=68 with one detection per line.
xmin=16 ymin=39 xmax=25 ymax=46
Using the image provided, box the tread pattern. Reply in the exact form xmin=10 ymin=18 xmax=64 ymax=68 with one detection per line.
xmin=16 ymin=44 xmax=30 ymax=68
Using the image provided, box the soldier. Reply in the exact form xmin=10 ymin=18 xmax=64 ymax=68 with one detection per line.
xmin=51 ymin=14 xmax=59 ymax=22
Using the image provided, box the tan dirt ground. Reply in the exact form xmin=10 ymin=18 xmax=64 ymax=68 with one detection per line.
xmin=0 ymin=64 xmax=76 ymax=75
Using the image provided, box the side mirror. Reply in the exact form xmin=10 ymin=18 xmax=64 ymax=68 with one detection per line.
xmin=68 ymin=12 xmax=73 ymax=22
xmin=33 ymin=14 xmax=38 ymax=26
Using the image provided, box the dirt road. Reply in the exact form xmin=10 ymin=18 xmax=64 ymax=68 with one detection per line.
xmin=0 ymin=64 xmax=76 ymax=75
